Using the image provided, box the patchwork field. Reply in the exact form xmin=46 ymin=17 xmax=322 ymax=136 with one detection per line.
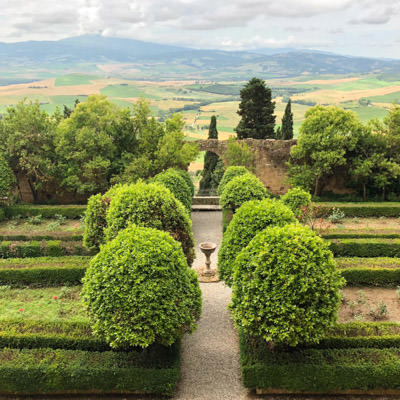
xmin=0 ymin=72 xmax=398 ymax=154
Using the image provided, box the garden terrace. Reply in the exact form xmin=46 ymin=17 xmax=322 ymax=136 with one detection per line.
xmin=3 ymin=204 xmax=86 ymax=219
xmin=316 ymin=202 xmax=400 ymax=218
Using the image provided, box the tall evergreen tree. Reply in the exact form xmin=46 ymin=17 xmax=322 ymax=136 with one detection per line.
xmin=282 ymin=99 xmax=294 ymax=140
xmin=199 ymin=116 xmax=220 ymax=193
xmin=235 ymin=78 xmax=276 ymax=139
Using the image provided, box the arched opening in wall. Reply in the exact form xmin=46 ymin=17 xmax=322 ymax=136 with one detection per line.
xmin=188 ymin=150 xmax=225 ymax=196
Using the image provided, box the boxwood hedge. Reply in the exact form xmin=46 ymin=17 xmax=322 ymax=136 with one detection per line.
xmin=218 ymin=199 xmax=296 ymax=286
xmin=82 ymin=225 xmax=201 ymax=349
xmin=217 ymin=166 xmax=249 ymax=196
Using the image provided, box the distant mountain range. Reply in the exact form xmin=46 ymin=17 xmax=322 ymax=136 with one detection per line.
xmin=0 ymin=34 xmax=400 ymax=81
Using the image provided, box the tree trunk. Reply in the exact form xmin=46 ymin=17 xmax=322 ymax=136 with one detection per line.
xmin=363 ymin=183 xmax=367 ymax=201
xmin=382 ymin=186 xmax=386 ymax=201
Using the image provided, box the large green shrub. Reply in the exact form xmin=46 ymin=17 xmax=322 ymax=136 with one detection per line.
xmin=82 ymin=185 xmax=120 ymax=251
xmin=231 ymin=224 xmax=344 ymax=347
xmin=105 ymin=182 xmax=195 ymax=264
xmin=218 ymin=199 xmax=296 ymax=286
xmin=217 ymin=166 xmax=249 ymax=196
xmin=0 ymin=153 xmax=15 ymax=199
xmin=280 ymin=187 xmax=311 ymax=217
xmin=153 ymin=168 xmax=192 ymax=213
xmin=220 ymin=173 xmax=269 ymax=211
xmin=82 ymin=225 xmax=201 ymax=349
xmin=175 ymin=168 xmax=195 ymax=197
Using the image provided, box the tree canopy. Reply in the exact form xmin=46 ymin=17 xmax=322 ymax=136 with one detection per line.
xmin=235 ymin=78 xmax=276 ymax=139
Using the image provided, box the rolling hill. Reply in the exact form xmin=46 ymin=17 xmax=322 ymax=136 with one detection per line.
xmin=0 ymin=35 xmax=400 ymax=82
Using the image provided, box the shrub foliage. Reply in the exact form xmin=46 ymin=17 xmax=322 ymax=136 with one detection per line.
xmin=104 ymin=182 xmax=195 ymax=264
xmin=281 ymin=187 xmax=312 ymax=217
xmin=231 ymin=224 xmax=344 ymax=347
xmin=153 ymin=168 xmax=192 ymax=213
xmin=82 ymin=225 xmax=202 ymax=349
xmin=220 ymin=173 xmax=269 ymax=211
xmin=218 ymin=199 xmax=296 ymax=286
xmin=217 ymin=166 xmax=249 ymax=196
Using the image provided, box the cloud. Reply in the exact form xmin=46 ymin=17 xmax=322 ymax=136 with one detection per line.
xmin=348 ymin=1 xmax=400 ymax=25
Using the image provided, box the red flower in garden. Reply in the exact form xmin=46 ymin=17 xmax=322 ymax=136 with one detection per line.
xmin=53 ymin=295 xmax=58 ymax=300
xmin=38 ymin=304 xmax=41 ymax=307
xmin=18 ymin=308 xmax=23 ymax=312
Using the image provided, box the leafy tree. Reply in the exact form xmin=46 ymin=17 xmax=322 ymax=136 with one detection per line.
xmin=287 ymin=106 xmax=364 ymax=196
xmin=63 ymin=98 xmax=81 ymax=119
xmin=56 ymin=95 xmax=136 ymax=196
xmin=231 ymin=224 xmax=344 ymax=347
xmin=225 ymin=137 xmax=256 ymax=172
xmin=119 ymin=100 xmax=198 ymax=183
xmin=235 ymin=78 xmax=276 ymax=139
xmin=281 ymin=99 xmax=294 ymax=140
xmin=0 ymin=153 xmax=16 ymax=199
xmin=0 ymin=99 xmax=58 ymax=201
xmin=82 ymin=225 xmax=202 ymax=348
xmin=199 ymin=116 xmax=221 ymax=193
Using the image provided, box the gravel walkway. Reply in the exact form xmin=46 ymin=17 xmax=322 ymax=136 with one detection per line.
xmin=174 ymin=211 xmax=250 ymax=400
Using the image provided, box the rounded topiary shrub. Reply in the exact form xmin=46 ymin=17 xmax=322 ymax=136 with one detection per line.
xmin=83 ymin=185 xmax=120 ymax=251
xmin=217 ymin=166 xmax=249 ymax=196
xmin=220 ymin=173 xmax=269 ymax=211
xmin=175 ymin=168 xmax=195 ymax=197
xmin=82 ymin=225 xmax=202 ymax=348
xmin=281 ymin=187 xmax=312 ymax=217
xmin=231 ymin=224 xmax=344 ymax=347
xmin=218 ymin=199 xmax=296 ymax=286
xmin=105 ymin=182 xmax=195 ymax=264
xmin=153 ymin=168 xmax=192 ymax=213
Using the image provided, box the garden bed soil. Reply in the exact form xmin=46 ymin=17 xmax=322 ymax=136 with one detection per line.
xmin=0 ymin=219 xmax=83 ymax=237
xmin=325 ymin=217 xmax=400 ymax=235
xmin=340 ymin=287 xmax=400 ymax=323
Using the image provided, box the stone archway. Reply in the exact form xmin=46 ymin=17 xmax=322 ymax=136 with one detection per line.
xmin=192 ymin=138 xmax=296 ymax=195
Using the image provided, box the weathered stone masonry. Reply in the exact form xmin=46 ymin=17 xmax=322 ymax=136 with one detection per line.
xmin=194 ymin=138 xmax=296 ymax=195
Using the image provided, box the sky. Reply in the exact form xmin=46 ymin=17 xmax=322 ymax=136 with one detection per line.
xmin=0 ymin=0 xmax=399 ymax=58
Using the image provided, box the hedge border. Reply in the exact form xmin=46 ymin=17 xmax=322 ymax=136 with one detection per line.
xmin=317 ymin=202 xmax=400 ymax=218
xmin=0 ymin=346 xmax=180 ymax=396
xmin=329 ymin=239 xmax=400 ymax=257
xmin=0 ymin=234 xmax=83 ymax=242
xmin=324 ymin=233 xmax=400 ymax=239
xmin=0 ymin=241 xmax=92 ymax=259
xmin=240 ymin=331 xmax=400 ymax=393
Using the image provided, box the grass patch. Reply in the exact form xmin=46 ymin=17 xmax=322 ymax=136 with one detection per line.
xmin=0 ymin=286 xmax=86 ymax=321
xmin=368 ymin=91 xmax=400 ymax=103
xmin=100 ymin=84 xmax=161 ymax=99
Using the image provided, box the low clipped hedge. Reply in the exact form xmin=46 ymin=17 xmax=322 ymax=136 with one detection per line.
xmin=336 ymin=257 xmax=400 ymax=287
xmin=0 ymin=234 xmax=83 ymax=242
xmin=0 ymin=346 xmax=180 ymax=396
xmin=217 ymin=166 xmax=249 ymax=196
xmin=0 ymin=256 xmax=90 ymax=286
xmin=324 ymin=232 xmax=400 ymax=239
xmin=218 ymin=199 xmax=296 ymax=286
xmin=4 ymin=205 xmax=86 ymax=219
xmin=329 ymin=238 xmax=400 ymax=257
xmin=0 ymin=241 xmax=91 ymax=259
xmin=153 ymin=168 xmax=192 ymax=213
xmin=240 ymin=331 xmax=400 ymax=394
xmin=316 ymin=202 xmax=400 ymax=218
xmin=220 ymin=173 xmax=269 ymax=211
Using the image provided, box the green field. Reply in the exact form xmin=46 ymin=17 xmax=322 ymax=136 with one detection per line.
xmin=368 ymin=91 xmax=400 ymax=104
xmin=54 ymin=73 xmax=101 ymax=86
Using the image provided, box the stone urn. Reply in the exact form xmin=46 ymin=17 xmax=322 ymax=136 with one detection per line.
xmin=199 ymin=242 xmax=217 ymax=276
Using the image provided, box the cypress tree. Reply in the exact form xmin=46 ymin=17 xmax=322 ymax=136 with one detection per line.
xmin=235 ymin=77 xmax=276 ymax=139
xmin=282 ymin=100 xmax=294 ymax=140
xmin=199 ymin=116 xmax=220 ymax=193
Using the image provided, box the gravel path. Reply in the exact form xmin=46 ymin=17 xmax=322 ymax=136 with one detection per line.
xmin=174 ymin=211 xmax=250 ymax=400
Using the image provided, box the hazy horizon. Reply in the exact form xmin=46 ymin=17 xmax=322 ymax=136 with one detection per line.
xmin=0 ymin=0 xmax=399 ymax=59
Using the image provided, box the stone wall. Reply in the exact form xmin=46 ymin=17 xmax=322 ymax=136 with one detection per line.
xmin=195 ymin=139 xmax=296 ymax=195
